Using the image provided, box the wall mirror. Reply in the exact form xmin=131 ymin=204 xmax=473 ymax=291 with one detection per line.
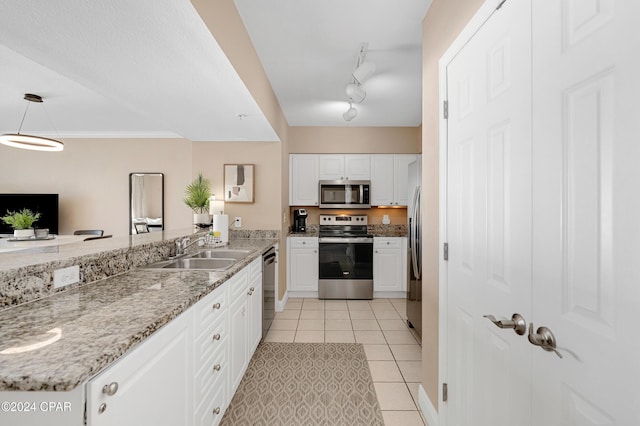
xmin=129 ymin=173 xmax=164 ymax=235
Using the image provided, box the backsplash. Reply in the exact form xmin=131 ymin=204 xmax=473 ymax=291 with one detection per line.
xmin=0 ymin=230 xmax=280 ymax=310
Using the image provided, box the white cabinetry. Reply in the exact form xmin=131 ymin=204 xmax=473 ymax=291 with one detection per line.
xmin=85 ymin=253 xmax=267 ymax=426
xmin=229 ymin=257 xmax=262 ymax=395
xmin=290 ymin=154 xmax=319 ymax=206
xmin=373 ymin=237 xmax=407 ymax=297
xmin=370 ymin=154 xmax=419 ymax=206
xmin=193 ymin=280 xmax=229 ymax=426
xmin=318 ymin=154 xmax=370 ymax=180
xmin=86 ymin=308 xmax=193 ymax=426
xmin=287 ymin=237 xmax=319 ymax=297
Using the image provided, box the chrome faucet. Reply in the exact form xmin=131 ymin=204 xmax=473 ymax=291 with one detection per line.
xmin=175 ymin=236 xmax=204 ymax=256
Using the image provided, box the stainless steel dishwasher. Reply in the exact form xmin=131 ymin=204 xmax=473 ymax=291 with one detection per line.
xmin=262 ymin=247 xmax=276 ymax=339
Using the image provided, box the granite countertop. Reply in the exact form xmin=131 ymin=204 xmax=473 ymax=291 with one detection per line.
xmin=0 ymin=238 xmax=276 ymax=392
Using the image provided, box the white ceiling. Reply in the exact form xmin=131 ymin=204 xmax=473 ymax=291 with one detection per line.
xmin=233 ymin=0 xmax=431 ymax=127
xmin=0 ymin=1 xmax=430 ymax=143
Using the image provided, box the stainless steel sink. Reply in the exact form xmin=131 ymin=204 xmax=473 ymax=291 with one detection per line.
xmin=188 ymin=249 xmax=252 ymax=260
xmin=162 ymin=258 xmax=236 ymax=270
xmin=140 ymin=247 xmax=253 ymax=271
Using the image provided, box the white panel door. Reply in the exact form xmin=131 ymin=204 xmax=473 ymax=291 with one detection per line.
xmin=531 ymin=0 xmax=640 ymax=424
xmin=445 ymin=0 xmax=532 ymax=425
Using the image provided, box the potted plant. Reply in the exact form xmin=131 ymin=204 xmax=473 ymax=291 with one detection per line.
xmin=184 ymin=173 xmax=212 ymax=225
xmin=1 ymin=209 xmax=41 ymax=239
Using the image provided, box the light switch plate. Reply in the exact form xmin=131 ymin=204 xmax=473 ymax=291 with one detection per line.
xmin=53 ymin=265 xmax=80 ymax=289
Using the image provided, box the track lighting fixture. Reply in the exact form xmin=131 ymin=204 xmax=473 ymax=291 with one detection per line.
xmin=0 ymin=94 xmax=64 ymax=152
xmin=343 ymin=102 xmax=358 ymax=122
xmin=342 ymin=43 xmax=375 ymax=122
xmin=345 ymin=83 xmax=366 ymax=103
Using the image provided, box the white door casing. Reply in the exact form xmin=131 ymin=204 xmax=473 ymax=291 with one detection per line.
xmin=440 ymin=0 xmax=640 ymax=424
xmin=444 ymin=0 xmax=532 ymax=424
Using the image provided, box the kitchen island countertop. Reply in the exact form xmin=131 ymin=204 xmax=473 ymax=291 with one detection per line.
xmin=0 ymin=238 xmax=277 ymax=392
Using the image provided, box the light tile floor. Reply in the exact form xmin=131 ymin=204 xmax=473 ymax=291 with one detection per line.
xmin=264 ymin=298 xmax=426 ymax=426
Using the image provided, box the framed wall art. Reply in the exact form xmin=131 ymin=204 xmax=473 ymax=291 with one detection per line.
xmin=224 ymin=164 xmax=254 ymax=203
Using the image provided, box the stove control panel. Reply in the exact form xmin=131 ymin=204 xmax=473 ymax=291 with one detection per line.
xmin=319 ymin=214 xmax=368 ymax=225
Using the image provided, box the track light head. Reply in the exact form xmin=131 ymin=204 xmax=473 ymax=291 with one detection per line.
xmin=352 ymin=61 xmax=376 ymax=84
xmin=343 ymin=103 xmax=358 ymax=122
xmin=345 ymin=83 xmax=366 ymax=103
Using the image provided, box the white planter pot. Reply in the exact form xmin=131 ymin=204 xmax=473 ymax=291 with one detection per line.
xmin=14 ymin=229 xmax=34 ymax=239
xmin=193 ymin=213 xmax=212 ymax=225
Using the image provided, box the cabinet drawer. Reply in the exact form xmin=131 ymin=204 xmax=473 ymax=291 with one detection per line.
xmin=194 ymin=282 xmax=228 ymax=338
xmin=195 ymin=378 xmax=227 ymax=426
xmin=249 ymin=256 xmax=262 ymax=282
xmin=195 ymin=311 xmax=228 ymax=368
xmin=289 ymin=237 xmax=318 ymax=249
xmin=229 ymin=267 xmax=249 ymax=301
xmin=374 ymin=238 xmax=402 ymax=249
xmin=195 ymin=336 xmax=228 ymax=402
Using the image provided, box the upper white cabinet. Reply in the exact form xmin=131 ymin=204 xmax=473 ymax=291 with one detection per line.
xmin=319 ymin=154 xmax=370 ymax=180
xmin=290 ymin=153 xmax=418 ymax=207
xmin=370 ymin=154 xmax=419 ymax=206
xmin=290 ymin=154 xmax=319 ymax=206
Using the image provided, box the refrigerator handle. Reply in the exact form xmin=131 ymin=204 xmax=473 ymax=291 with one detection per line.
xmin=411 ymin=187 xmax=421 ymax=280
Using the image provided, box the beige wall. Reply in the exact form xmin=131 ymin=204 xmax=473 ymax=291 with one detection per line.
xmin=289 ymin=126 xmax=421 ymax=154
xmin=0 ymin=138 xmax=193 ymax=236
xmin=191 ymin=142 xmax=281 ymax=230
xmin=421 ymin=0 xmax=485 ymax=410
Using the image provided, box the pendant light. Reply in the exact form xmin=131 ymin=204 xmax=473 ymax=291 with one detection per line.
xmin=0 ymin=94 xmax=64 ymax=152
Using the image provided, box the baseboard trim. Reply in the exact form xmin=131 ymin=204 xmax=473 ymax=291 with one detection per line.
xmin=373 ymin=291 xmax=407 ymax=299
xmin=418 ymin=384 xmax=439 ymax=426
xmin=275 ymin=291 xmax=288 ymax=312
xmin=287 ymin=291 xmax=319 ymax=299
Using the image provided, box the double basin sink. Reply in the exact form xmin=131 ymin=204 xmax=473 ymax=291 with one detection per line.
xmin=142 ymin=248 xmax=253 ymax=271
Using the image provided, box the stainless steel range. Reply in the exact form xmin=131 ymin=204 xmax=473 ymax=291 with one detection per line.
xmin=318 ymin=214 xmax=373 ymax=299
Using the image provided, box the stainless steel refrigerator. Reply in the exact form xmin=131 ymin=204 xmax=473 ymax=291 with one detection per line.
xmin=406 ymin=159 xmax=422 ymax=340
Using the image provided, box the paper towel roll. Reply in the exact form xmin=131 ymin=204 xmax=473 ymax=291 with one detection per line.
xmin=213 ymin=214 xmax=229 ymax=244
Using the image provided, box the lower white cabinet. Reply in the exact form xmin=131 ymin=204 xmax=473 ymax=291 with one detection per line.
xmin=86 ymin=254 xmax=266 ymax=426
xmin=229 ymin=257 xmax=262 ymax=395
xmin=373 ymin=237 xmax=407 ymax=297
xmin=287 ymin=237 xmax=319 ymax=296
xmin=86 ymin=307 xmax=193 ymax=426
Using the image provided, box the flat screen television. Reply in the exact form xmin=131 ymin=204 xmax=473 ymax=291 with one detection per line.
xmin=0 ymin=194 xmax=59 ymax=235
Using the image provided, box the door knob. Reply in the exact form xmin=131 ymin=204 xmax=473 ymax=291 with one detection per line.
xmin=483 ymin=313 xmax=527 ymax=335
xmin=528 ymin=323 xmax=563 ymax=358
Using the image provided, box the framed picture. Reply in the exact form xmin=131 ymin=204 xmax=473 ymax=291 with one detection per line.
xmin=224 ymin=164 xmax=255 ymax=203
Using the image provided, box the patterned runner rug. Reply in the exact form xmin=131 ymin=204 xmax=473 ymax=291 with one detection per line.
xmin=220 ymin=342 xmax=384 ymax=426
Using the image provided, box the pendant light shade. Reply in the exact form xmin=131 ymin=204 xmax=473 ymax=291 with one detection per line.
xmin=0 ymin=94 xmax=64 ymax=152
xmin=0 ymin=134 xmax=64 ymax=152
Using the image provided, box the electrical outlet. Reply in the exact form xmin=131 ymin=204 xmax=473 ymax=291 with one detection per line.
xmin=53 ymin=265 xmax=80 ymax=289
xmin=234 ymin=217 xmax=242 ymax=228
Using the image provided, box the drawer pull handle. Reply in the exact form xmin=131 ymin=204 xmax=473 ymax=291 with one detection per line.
xmin=213 ymin=407 xmax=221 ymax=415
xmin=212 ymin=302 xmax=221 ymax=310
xmin=98 ymin=403 xmax=107 ymax=414
xmin=213 ymin=363 xmax=221 ymax=372
xmin=212 ymin=333 xmax=221 ymax=341
xmin=102 ymin=382 xmax=118 ymax=396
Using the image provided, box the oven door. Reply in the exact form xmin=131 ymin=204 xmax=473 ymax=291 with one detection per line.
xmin=318 ymin=237 xmax=373 ymax=299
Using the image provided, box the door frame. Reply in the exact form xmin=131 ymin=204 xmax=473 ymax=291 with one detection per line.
xmin=436 ymin=1 xmax=507 ymax=425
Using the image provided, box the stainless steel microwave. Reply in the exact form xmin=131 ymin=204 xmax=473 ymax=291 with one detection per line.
xmin=319 ymin=180 xmax=371 ymax=209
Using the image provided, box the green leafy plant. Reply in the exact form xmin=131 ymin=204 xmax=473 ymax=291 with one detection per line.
xmin=1 ymin=209 xmax=41 ymax=230
xmin=183 ymin=173 xmax=211 ymax=214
